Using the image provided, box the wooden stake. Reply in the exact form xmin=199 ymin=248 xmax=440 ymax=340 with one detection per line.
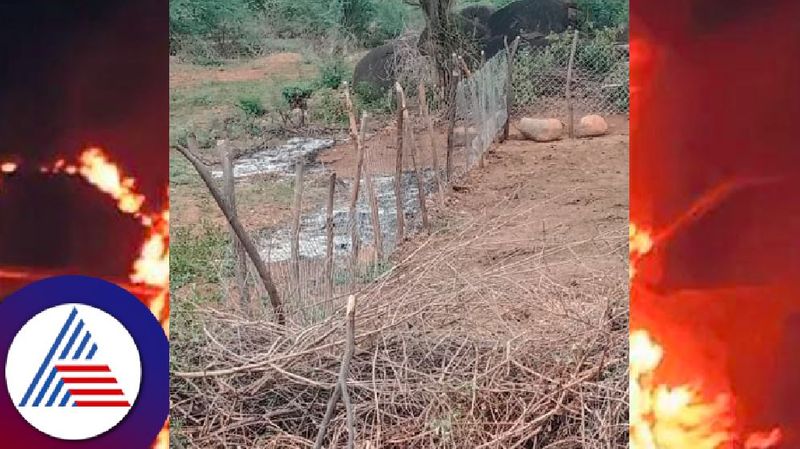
xmin=324 ymin=173 xmax=336 ymax=302
xmin=566 ymin=29 xmax=579 ymax=139
xmin=418 ymin=81 xmax=444 ymax=204
xmin=313 ymin=294 xmax=357 ymax=449
xmin=344 ymin=83 xmax=366 ymax=266
xmin=394 ymin=82 xmax=406 ymax=244
xmin=445 ymin=55 xmax=460 ymax=182
xmin=502 ymin=36 xmax=521 ymax=142
xmin=363 ymin=141 xmax=383 ymax=262
xmin=179 ymin=137 xmax=284 ymax=325
xmin=218 ymin=140 xmax=250 ymax=309
xmin=406 ymin=112 xmax=430 ymax=232
xmin=291 ymin=160 xmax=304 ymax=302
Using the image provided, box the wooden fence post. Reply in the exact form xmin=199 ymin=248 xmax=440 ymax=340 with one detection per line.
xmin=406 ymin=112 xmax=430 ymax=232
xmin=324 ymin=173 xmax=336 ymax=302
xmin=218 ymin=140 xmax=250 ymax=309
xmin=394 ymin=82 xmax=407 ymax=244
xmin=363 ymin=142 xmax=383 ymax=262
xmin=502 ymin=36 xmax=521 ymax=142
xmin=566 ymin=29 xmax=579 ymax=139
xmin=344 ymin=83 xmax=366 ymax=270
xmin=446 ymin=54 xmax=460 ymax=183
xmin=291 ymin=160 xmax=304 ymax=302
xmin=418 ymin=81 xmax=444 ymax=204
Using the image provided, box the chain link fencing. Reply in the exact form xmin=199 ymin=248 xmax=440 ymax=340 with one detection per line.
xmin=512 ymin=29 xmax=629 ymax=122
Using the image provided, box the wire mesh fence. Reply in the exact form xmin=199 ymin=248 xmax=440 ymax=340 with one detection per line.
xmin=453 ymin=48 xmax=509 ymax=171
xmin=513 ymin=29 xmax=629 ymax=121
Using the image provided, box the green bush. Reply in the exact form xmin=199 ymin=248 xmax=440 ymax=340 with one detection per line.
xmin=576 ymin=28 xmax=619 ymax=75
xmin=309 ymin=88 xmax=348 ymax=125
xmin=318 ymin=58 xmax=349 ymax=89
xmin=576 ymin=0 xmax=628 ymax=30
xmin=237 ymin=96 xmax=268 ymax=117
xmin=171 ymin=0 xmax=416 ymax=58
xmin=353 ymin=82 xmax=393 ymax=113
xmin=282 ymin=83 xmax=316 ymax=109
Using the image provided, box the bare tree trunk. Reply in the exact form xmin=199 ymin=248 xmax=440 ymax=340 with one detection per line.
xmin=177 ymin=137 xmax=285 ymax=326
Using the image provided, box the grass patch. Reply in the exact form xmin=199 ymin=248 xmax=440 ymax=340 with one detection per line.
xmin=170 ymin=222 xmax=230 ymax=290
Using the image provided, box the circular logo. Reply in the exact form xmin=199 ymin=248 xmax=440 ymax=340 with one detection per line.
xmin=5 ymin=303 xmax=142 ymax=440
xmin=0 ymin=276 xmax=168 ymax=448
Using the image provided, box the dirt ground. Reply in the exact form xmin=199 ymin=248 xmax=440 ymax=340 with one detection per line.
xmin=170 ymin=53 xmax=315 ymax=88
xmin=397 ymin=116 xmax=629 ymax=288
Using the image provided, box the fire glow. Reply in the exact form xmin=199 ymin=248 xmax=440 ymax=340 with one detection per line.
xmin=2 ymin=149 xmax=169 ymax=448
xmin=629 ymin=222 xmax=782 ymax=449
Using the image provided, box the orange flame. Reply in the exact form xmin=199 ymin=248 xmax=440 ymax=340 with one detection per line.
xmin=630 ymin=223 xmax=782 ymax=449
xmin=77 ymin=148 xmax=146 ymax=215
xmin=630 ymin=329 xmax=734 ymax=449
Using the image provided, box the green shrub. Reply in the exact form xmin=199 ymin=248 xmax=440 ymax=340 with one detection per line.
xmin=237 ymin=96 xmax=268 ymax=117
xmin=318 ymin=59 xmax=349 ymax=89
xmin=576 ymin=0 xmax=628 ymax=30
xmin=282 ymin=83 xmax=316 ymax=109
xmin=309 ymin=88 xmax=348 ymax=125
xmin=354 ymin=82 xmax=393 ymax=113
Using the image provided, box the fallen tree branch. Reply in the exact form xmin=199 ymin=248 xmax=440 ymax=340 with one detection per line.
xmin=174 ymin=138 xmax=285 ymax=325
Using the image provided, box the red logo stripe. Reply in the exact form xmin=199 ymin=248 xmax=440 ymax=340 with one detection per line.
xmin=68 ymin=389 xmax=124 ymax=396
xmin=74 ymin=400 xmax=131 ymax=407
xmin=62 ymin=377 xmax=118 ymax=384
xmin=55 ymin=365 xmax=111 ymax=372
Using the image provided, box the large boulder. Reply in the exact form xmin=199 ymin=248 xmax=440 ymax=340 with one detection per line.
xmin=352 ymin=44 xmax=396 ymax=94
xmin=459 ymin=5 xmax=495 ymax=39
xmin=517 ymin=117 xmax=564 ymax=142
xmin=577 ymin=114 xmax=609 ymax=137
xmin=418 ymin=6 xmax=495 ymax=55
xmin=487 ymin=0 xmax=574 ymax=41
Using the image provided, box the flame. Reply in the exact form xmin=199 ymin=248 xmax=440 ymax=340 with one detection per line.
xmin=1 ymin=162 xmax=18 ymax=174
xmin=77 ymin=148 xmax=146 ymax=214
xmin=630 ymin=222 xmax=782 ymax=449
xmin=629 ymin=329 xmax=734 ymax=449
xmin=1 ymin=149 xmax=169 ymax=447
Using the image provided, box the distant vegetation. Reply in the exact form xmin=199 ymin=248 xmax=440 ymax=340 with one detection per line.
xmin=169 ymin=0 xmax=628 ymax=61
xmin=169 ymin=0 xmax=420 ymax=61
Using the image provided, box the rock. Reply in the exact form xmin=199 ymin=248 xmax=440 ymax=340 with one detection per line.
xmin=353 ymin=44 xmax=396 ymax=93
xmin=517 ymin=117 xmax=564 ymax=142
xmin=577 ymin=114 xmax=609 ymax=137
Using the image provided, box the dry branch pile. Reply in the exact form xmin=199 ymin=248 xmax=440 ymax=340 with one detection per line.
xmin=171 ymin=200 xmax=628 ymax=449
